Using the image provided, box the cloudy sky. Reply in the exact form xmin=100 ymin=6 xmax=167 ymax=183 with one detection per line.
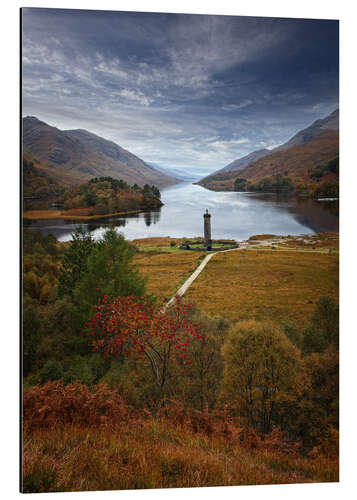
xmin=22 ymin=8 xmax=339 ymax=176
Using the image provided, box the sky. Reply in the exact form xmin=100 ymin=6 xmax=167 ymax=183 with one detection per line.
xmin=22 ymin=8 xmax=339 ymax=177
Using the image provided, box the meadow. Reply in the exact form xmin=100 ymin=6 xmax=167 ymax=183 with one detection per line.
xmin=133 ymin=235 xmax=339 ymax=326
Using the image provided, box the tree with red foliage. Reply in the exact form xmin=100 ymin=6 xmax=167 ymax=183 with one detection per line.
xmin=88 ymin=296 xmax=202 ymax=401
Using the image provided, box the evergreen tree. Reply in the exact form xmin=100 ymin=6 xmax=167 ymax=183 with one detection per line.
xmin=57 ymin=226 xmax=95 ymax=298
xmin=73 ymin=228 xmax=147 ymax=315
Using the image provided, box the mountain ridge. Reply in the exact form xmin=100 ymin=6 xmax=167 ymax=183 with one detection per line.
xmin=22 ymin=116 xmax=179 ymax=188
xmin=197 ymin=109 xmax=339 ymax=191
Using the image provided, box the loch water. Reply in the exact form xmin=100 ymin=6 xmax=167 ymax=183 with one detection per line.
xmin=24 ymin=181 xmax=339 ymax=242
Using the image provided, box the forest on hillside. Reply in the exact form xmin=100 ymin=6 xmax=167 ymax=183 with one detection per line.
xmin=23 ymin=157 xmax=163 ymax=215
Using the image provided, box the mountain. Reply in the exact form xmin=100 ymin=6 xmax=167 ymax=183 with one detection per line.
xmin=147 ymin=162 xmax=199 ymax=181
xmin=197 ymin=148 xmax=271 ymax=186
xmin=22 ymin=117 xmax=179 ymax=188
xmin=233 ymin=129 xmax=338 ymax=183
xmin=197 ymin=109 xmax=339 ymax=191
xmin=208 ymin=149 xmax=270 ymax=178
xmin=274 ymin=108 xmax=339 ymax=152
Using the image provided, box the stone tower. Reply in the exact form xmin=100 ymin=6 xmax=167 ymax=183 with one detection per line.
xmin=203 ymin=209 xmax=212 ymax=249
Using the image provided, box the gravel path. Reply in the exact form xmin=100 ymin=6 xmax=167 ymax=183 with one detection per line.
xmin=163 ymin=238 xmax=290 ymax=310
xmin=164 ymin=246 xmax=245 ymax=309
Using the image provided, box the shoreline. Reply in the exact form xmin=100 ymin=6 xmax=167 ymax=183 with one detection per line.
xmin=22 ymin=208 xmax=146 ymax=221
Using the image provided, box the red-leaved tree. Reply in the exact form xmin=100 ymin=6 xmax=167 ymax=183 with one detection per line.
xmin=88 ymin=295 xmax=202 ymax=400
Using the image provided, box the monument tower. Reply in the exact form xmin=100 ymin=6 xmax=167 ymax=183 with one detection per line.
xmin=203 ymin=209 xmax=212 ymax=249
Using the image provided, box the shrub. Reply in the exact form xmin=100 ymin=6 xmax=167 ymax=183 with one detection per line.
xmin=23 ymin=381 xmax=131 ymax=428
xmin=302 ymin=296 xmax=339 ymax=355
xmin=39 ymin=361 xmax=64 ymax=383
xmin=221 ymin=320 xmax=302 ymax=433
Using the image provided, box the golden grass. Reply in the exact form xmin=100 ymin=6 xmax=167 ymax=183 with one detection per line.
xmin=249 ymin=234 xmax=277 ymax=240
xmin=277 ymin=232 xmax=339 ymax=250
xmin=181 ymin=249 xmax=338 ymax=326
xmin=23 ymin=421 xmax=337 ymax=492
xmin=133 ymin=250 xmax=206 ymax=301
xmin=133 ymin=237 xmax=184 ymax=247
xmin=131 ymin=235 xmax=339 ymax=325
xmin=23 ymin=209 xmax=143 ymax=221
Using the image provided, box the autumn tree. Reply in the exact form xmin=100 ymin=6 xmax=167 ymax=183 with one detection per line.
xmin=221 ymin=320 xmax=302 ymax=433
xmin=88 ymin=296 xmax=202 ymax=404
xmin=167 ymin=310 xmax=230 ymax=410
xmin=296 ymin=345 xmax=339 ymax=447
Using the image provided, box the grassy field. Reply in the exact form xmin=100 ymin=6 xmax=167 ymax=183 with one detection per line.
xmin=23 ymin=208 xmax=143 ymax=221
xmin=133 ymin=249 xmax=206 ymax=301
xmin=23 ymin=421 xmax=337 ymax=493
xmin=132 ymin=236 xmax=339 ymax=326
xmin=185 ymin=249 xmax=338 ymax=326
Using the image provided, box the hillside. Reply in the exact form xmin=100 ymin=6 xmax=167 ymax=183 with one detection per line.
xmin=200 ymin=148 xmax=270 ymax=184
xmin=198 ymin=109 xmax=339 ymax=192
xmin=22 ymin=117 xmax=179 ymax=188
xmin=237 ymin=129 xmax=338 ymax=188
xmin=275 ymin=108 xmax=339 ymax=152
xmin=22 ymin=152 xmax=69 ymax=210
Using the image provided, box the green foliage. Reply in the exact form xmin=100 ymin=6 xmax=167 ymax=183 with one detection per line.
xmin=62 ymin=176 xmax=162 ymax=215
xmin=221 ymin=320 xmax=302 ymax=433
xmin=234 ymin=174 xmax=295 ymax=194
xmin=297 ymin=346 xmax=339 ymax=446
xmin=22 ymin=230 xmax=64 ymax=375
xmin=282 ymin=320 xmax=303 ymax=349
xmin=23 ymin=230 xmax=59 ymax=258
xmin=23 ymin=299 xmax=42 ymax=376
xmin=62 ymin=354 xmax=109 ymax=386
xmin=84 ymin=191 xmax=98 ymax=207
xmin=143 ymin=184 xmax=161 ymax=198
xmin=168 ymin=310 xmax=230 ymax=410
xmin=73 ymin=228 xmax=147 ymax=319
xmin=312 ymin=181 xmax=339 ymax=198
xmin=251 ymin=174 xmax=295 ymax=194
xmin=22 ymin=157 xmax=65 ymax=209
xmin=233 ymin=177 xmax=250 ymax=191
xmin=63 ymin=356 xmax=94 ymax=385
xmin=57 ymin=226 xmax=95 ymax=298
xmin=309 ymin=156 xmax=339 ymax=180
xmin=302 ymin=296 xmax=339 ymax=355
xmin=39 ymin=360 xmax=64 ymax=383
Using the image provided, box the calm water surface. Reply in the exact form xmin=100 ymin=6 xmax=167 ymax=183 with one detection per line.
xmin=24 ymin=182 xmax=339 ymax=242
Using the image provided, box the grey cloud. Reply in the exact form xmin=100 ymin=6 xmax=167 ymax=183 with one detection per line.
xmin=21 ymin=8 xmax=338 ymax=173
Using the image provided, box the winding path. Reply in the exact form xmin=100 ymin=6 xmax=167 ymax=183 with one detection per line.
xmin=164 ymin=246 xmax=246 ymax=309
xmin=163 ymin=237 xmax=300 ymax=310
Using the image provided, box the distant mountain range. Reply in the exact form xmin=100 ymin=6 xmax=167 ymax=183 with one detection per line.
xmin=22 ymin=116 xmax=179 ymax=188
xmin=197 ymin=109 xmax=339 ymax=191
xmin=147 ymin=162 xmax=199 ymax=181
xmin=214 ymin=149 xmax=271 ymax=175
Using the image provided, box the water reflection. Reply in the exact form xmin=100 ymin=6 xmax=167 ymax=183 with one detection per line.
xmin=247 ymin=193 xmax=339 ymax=233
xmin=143 ymin=210 xmax=161 ymax=226
xmin=24 ymin=182 xmax=338 ymax=242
